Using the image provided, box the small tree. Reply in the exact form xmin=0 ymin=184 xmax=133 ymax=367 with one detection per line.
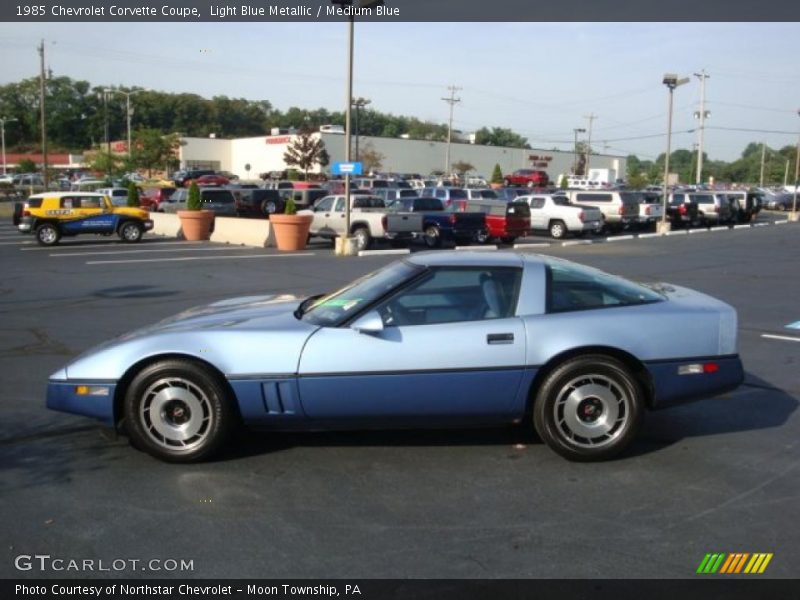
xmin=560 ymin=175 xmax=569 ymax=190
xmin=359 ymin=142 xmax=384 ymax=174
xmin=452 ymin=160 xmax=475 ymax=180
xmin=127 ymin=182 xmax=140 ymax=207
xmin=491 ymin=164 xmax=503 ymax=185
xmin=186 ymin=181 xmax=201 ymax=211
xmin=283 ymin=129 xmax=330 ymax=180
xmin=17 ymin=158 xmax=37 ymax=173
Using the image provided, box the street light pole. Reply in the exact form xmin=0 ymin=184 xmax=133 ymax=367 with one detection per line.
xmin=0 ymin=117 xmax=18 ymax=175
xmin=792 ymin=109 xmax=800 ymax=221
xmin=659 ymin=74 xmax=690 ymax=234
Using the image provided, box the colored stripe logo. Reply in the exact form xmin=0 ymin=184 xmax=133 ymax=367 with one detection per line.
xmin=697 ymin=553 xmax=773 ymax=574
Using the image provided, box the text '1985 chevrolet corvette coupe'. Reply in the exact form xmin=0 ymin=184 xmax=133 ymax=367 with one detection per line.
xmin=47 ymin=252 xmax=744 ymax=462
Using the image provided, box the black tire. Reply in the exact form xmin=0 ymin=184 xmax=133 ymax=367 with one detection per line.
xmin=262 ymin=198 xmax=283 ymax=217
xmin=423 ymin=224 xmax=441 ymax=248
xmin=124 ymin=359 xmax=236 ymax=463
xmin=549 ymin=220 xmax=567 ymax=239
xmin=35 ymin=222 xmax=61 ymax=246
xmin=533 ymin=355 xmax=644 ymax=462
xmin=474 ymin=230 xmax=491 ymax=244
xmin=352 ymin=226 xmax=371 ymax=251
xmin=119 ymin=221 xmax=144 ymax=243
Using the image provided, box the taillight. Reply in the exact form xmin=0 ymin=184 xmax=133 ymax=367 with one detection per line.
xmin=23 ymin=210 xmax=30 ymax=217
xmin=578 ymin=211 xmax=584 ymax=222
xmin=714 ymin=206 xmax=719 ymax=213
xmin=645 ymin=206 xmax=652 ymax=216
xmin=449 ymin=214 xmax=457 ymax=224
xmin=381 ymin=215 xmax=387 ymax=230
xmin=618 ymin=205 xmax=624 ymax=215
xmin=679 ymin=204 xmax=687 ymax=215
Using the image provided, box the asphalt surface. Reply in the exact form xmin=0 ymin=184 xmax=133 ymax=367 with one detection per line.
xmin=1 ymin=216 xmax=798 ymax=579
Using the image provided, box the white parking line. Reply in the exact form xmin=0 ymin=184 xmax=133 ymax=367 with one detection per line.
xmin=734 ymin=224 xmax=751 ymax=229
xmin=665 ymin=230 xmax=687 ymax=236
xmin=86 ymin=253 xmax=314 ymax=265
xmin=637 ymin=233 xmax=660 ymax=239
xmin=455 ymin=245 xmax=498 ymax=251
xmin=0 ymin=240 xmax=33 ymax=246
xmin=513 ymin=242 xmax=551 ymax=248
xmin=358 ymin=249 xmax=410 ymax=257
xmin=689 ymin=228 xmax=710 ymax=234
xmin=761 ymin=333 xmax=800 ymax=343
xmin=21 ymin=240 xmax=203 ymax=251
xmin=605 ymin=235 xmax=634 ymax=242
xmin=52 ymin=246 xmax=256 ymax=257
xmin=562 ymin=240 xmax=593 ymax=246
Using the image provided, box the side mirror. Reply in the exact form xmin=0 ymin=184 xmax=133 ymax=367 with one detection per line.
xmin=350 ymin=310 xmax=384 ymax=335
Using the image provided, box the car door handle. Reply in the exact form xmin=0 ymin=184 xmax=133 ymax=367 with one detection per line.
xmin=487 ymin=333 xmax=514 ymax=344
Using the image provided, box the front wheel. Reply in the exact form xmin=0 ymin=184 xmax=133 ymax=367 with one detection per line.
xmin=474 ymin=230 xmax=490 ymax=244
xmin=124 ymin=359 xmax=236 ymax=462
xmin=119 ymin=221 xmax=144 ymax=243
xmin=533 ymin=355 xmax=644 ymax=461
xmin=36 ymin=223 xmax=61 ymax=246
xmin=549 ymin=220 xmax=567 ymax=239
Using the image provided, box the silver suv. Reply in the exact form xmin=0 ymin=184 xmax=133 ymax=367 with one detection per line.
xmin=563 ymin=190 xmax=639 ymax=231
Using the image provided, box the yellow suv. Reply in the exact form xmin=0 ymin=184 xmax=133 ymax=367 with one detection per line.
xmin=16 ymin=192 xmax=153 ymax=246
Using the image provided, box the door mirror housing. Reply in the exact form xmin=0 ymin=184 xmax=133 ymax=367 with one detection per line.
xmin=350 ymin=310 xmax=384 ymax=335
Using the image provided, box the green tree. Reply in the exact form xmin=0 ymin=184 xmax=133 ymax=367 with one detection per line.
xmin=17 ymin=158 xmax=37 ymax=173
xmin=474 ymin=127 xmax=529 ymax=148
xmin=283 ymin=130 xmax=330 ymax=180
xmin=491 ymin=164 xmax=503 ymax=184
xmin=126 ymin=182 xmax=139 ymax=207
xmin=89 ymin=149 xmax=124 ymax=179
xmin=131 ymin=129 xmax=183 ymax=176
xmin=186 ymin=181 xmax=201 ymax=211
xmin=452 ymin=160 xmax=475 ymax=178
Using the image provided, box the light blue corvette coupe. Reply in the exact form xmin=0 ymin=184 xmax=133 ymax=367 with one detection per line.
xmin=47 ymin=252 xmax=744 ymax=462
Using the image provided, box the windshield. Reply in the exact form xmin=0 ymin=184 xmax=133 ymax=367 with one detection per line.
xmin=300 ymin=261 xmax=424 ymax=326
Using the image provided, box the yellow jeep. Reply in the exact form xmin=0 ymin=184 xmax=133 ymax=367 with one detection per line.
xmin=16 ymin=192 xmax=153 ymax=246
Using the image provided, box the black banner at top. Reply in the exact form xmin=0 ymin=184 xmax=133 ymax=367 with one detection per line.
xmin=2 ymin=0 xmax=799 ymax=22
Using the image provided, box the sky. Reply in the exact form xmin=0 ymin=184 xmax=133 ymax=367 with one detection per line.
xmin=0 ymin=22 xmax=799 ymax=163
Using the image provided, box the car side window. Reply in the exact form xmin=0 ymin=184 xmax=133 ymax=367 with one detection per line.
xmin=374 ymin=267 xmax=522 ymax=327
xmin=80 ymin=196 xmax=102 ymax=209
xmin=546 ymin=263 xmax=663 ymax=313
xmin=334 ymin=197 xmax=346 ymax=211
xmin=316 ymin=197 xmax=335 ymax=211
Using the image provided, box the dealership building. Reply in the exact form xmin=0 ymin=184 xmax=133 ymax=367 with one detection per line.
xmin=177 ymin=132 xmax=627 ymax=182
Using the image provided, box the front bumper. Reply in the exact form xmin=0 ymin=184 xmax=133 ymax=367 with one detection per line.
xmin=47 ymin=380 xmax=117 ymax=425
xmin=646 ymin=355 xmax=744 ymax=409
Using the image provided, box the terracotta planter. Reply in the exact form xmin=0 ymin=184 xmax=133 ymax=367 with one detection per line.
xmin=177 ymin=210 xmax=214 ymax=241
xmin=490 ymin=182 xmax=503 ymax=190
xmin=270 ymin=213 xmax=313 ymax=251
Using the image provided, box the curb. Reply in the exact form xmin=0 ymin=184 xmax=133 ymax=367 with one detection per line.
xmin=455 ymin=245 xmax=499 ymax=251
xmin=358 ymin=249 xmax=411 ymax=257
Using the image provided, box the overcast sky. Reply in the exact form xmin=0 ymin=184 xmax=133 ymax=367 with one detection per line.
xmin=1 ymin=22 xmax=798 ymax=162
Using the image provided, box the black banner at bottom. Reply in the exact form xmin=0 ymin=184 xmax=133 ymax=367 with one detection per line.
xmin=4 ymin=579 xmax=800 ymax=600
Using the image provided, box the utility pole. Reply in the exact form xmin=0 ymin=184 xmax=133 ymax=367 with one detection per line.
xmin=38 ymin=39 xmax=48 ymax=187
xmin=572 ymin=128 xmax=585 ymax=174
xmin=694 ymin=69 xmax=710 ymax=185
xmin=583 ymin=113 xmax=597 ymax=175
xmin=759 ymin=142 xmax=766 ymax=187
xmin=442 ymin=85 xmax=461 ymax=177
xmin=351 ymin=97 xmax=370 ymax=162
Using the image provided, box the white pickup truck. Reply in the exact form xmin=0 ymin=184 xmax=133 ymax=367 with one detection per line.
xmin=300 ymin=194 xmax=423 ymax=251
xmin=636 ymin=192 xmax=665 ymax=229
xmin=517 ymin=194 xmax=603 ymax=239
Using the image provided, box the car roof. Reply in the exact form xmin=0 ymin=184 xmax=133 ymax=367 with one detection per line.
xmin=406 ymin=251 xmax=540 ymax=269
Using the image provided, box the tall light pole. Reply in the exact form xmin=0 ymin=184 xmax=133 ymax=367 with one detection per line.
xmin=352 ymin=96 xmax=370 ymax=162
xmin=0 ymin=117 xmax=18 ymax=175
xmin=792 ymin=108 xmax=800 ymax=221
xmin=330 ymin=0 xmax=383 ymax=255
xmin=108 ymin=88 xmax=148 ymax=163
xmin=572 ymin=128 xmax=585 ymax=174
xmin=38 ymin=39 xmax=48 ymax=187
xmin=660 ymin=73 xmax=690 ymax=234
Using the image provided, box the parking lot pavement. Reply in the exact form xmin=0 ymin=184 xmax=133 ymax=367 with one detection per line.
xmin=1 ymin=221 xmax=798 ymax=579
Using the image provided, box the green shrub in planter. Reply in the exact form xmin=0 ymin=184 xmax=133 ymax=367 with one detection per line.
xmin=127 ymin=182 xmax=140 ymax=207
xmin=491 ymin=164 xmax=503 ymax=185
xmin=283 ymin=197 xmax=297 ymax=215
xmin=187 ymin=181 xmax=201 ymax=211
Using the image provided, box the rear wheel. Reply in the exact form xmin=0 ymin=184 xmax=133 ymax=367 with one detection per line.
xmin=549 ymin=220 xmax=567 ymax=239
xmin=533 ymin=355 xmax=644 ymax=461
xmin=119 ymin=221 xmax=144 ymax=243
xmin=423 ymin=225 xmax=441 ymax=248
xmin=353 ymin=226 xmax=371 ymax=251
xmin=262 ymin=199 xmax=281 ymax=216
xmin=36 ymin=223 xmax=60 ymax=246
xmin=474 ymin=230 xmax=491 ymax=244
xmin=124 ymin=359 xmax=236 ymax=462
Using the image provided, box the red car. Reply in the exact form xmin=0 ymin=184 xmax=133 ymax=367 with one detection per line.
xmin=191 ymin=174 xmax=230 ymax=187
xmin=139 ymin=187 xmax=176 ymax=212
xmin=462 ymin=200 xmax=531 ymax=244
xmin=503 ymin=169 xmax=550 ymax=188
